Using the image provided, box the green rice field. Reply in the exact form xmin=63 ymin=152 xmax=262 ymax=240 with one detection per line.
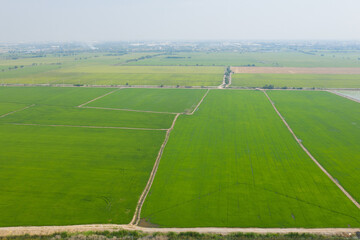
xmin=0 ymin=86 xmax=182 ymax=226
xmin=86 ymin=88 xmax=208 ymax=113
xmin=141 ymin=90 xmax=360 ymax=228
xmin=1 ymin=63 xmax=223 ymax=86
xmin=0 ymin=102 xmax=28 ymax=116
xmin=0 ymin=105 xmax=174 ymax=129
xmin=268 ymin=91 xmax=360 ymax=202
xmin=0 ymin=85 xmax=359 ymax=228
xmin=0 ymin=124 xmax=165 ymax=226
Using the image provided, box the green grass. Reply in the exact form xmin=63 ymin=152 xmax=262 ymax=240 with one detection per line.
xmin=141 ymin=90 xmax=360 ymax=227
xmin=0 ymin=124 xmax=166 ymax=226
xmin=267 ymin=90 xmax=360 ymax=203
xmin=0 ymin=105 xmax=174 ymax=129
xmin=0 ymin=87 xmax=113 ymax=107
xmin=87 ymin=88 xmax=208 ymax=113
xmin=1 ymin=65 xmax=223 ymax=86
xmin=0 ymin=86 xmax=174 ymax=226
xmin=231 ymin=74 xmax=360 ymax=88
xmin=0 ymin=102 xmax=28 ymax=116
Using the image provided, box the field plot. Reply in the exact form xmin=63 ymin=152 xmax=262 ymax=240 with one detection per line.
xmin=86 ymin=88 xmax=208 ymax=113
xmin=0 ymin=52 xmax=163 ymax=85
xmin=1 ymin=66 xmax=223 ymax=86
xmin=231 ymin=73 xmax=360 ymax=88
xmin=141 ymin=90 xmax=360 ymax=228
xmin=50 ymin=66 xmax=223 ymax=86
xmin=0 ymin=105 xmax=173 ymax=129
xmin=0 ymin=87 xmax=113 ymax=107
xmin=268 ymin=91 xmax=360 ymax=203
xmin=0 ymin=125 xmax=166 ymax=226
xmin=126 ymin=51 xmax=360 ymax=67
xmin=0 ymin=102 xmax=28 ymax=116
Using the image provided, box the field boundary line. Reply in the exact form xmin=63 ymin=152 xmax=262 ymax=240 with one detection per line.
xmin=186 ymin=89 xmax=210 ymax=115
xmin=130 ymin=113 xmax=181 ymax=225
xmin=262 ymin=90 xmax=360 ymax=209
xmin=6 ymin=123 xmax=168 ymax=131
xmin=327 ymin=90 xmax=360 ymax=103
xmin=1 ymin=224 xmax=360 ymax=236
xmin=77 ymin=88 xmax=121 ymax=107
xmin=81 ymin=106 xmax=178 ymax=115
xmin=0 ymin=104 xmax=35 ymax=119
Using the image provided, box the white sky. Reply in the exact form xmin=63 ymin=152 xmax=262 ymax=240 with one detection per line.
xmin=1 ymin=0 xmax=360 ymax=42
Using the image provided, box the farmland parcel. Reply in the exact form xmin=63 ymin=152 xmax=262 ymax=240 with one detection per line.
xmin=268 ymin=91 xmax=360 ymax=203
xmin=141 ymin=90 xmax=360 ymax=228
xmin=0 ymin=87 xmax=176 ymax=226
xmin=0 ymin=86 xmax=214 ymax=227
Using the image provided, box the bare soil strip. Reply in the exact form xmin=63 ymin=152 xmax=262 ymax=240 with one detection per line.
xmin=226 ymin=71 xmax=232 ymax=88
xmin=130 ymin=113 xmax=181 ymax=225
xmin=328 ymin=91 xmax=360 ymax=103
xmin=218 ymin=75 xmax=226 ymax=89
xmin=232 ymin=67 xmax=360 ymax=74
xmin=187 ymin=89 xmax=210 ymax=115
xmin=77 ymin=88 xmax=120 ymax=108
xmin=0 ymin=104 xmax=35 ymax=119
xmin=262 ymin=90 xmax=360 ymax=209
xmin=81 ymin=106 xmax=178 ymax=115
xmin=1 ymin=224 xmax=360 ymax=237
xmin=7 ymin=123 xmax=168 ymax=131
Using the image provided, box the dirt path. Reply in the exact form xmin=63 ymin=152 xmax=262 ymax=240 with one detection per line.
xmin=130 ymin=113 xmax=181 ymax=225
xmin=226 ymin=71 xmax=232 ymax=88
xmin=262 ymin=90 xmax=360 ymax=209
xmin=77 ymin=88 xmax=120 ymax=107
xmin=218 ymin=75 xmax=226 ymax=89
xmin=187 ymin=89 xmax=210 ymax=115
xmin=8 ymin=123 xmax=168 ymax=131
xmin=1 ymin=224 xmax=359 ymax=237
xmin=81 ymin=106 xmax=178 ymax=115
xmin=0 ymin=104 xmax=35 ymax=119
xmin=328 ymin=90 xmax=360 ymax=103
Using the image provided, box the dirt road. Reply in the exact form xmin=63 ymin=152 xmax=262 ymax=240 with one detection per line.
xmin=1 ymin=224 xmax=360 ymax=237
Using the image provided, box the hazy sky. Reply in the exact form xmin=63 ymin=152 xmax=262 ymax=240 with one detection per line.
xmin=1 ymin=0 xmax=360 ymax=42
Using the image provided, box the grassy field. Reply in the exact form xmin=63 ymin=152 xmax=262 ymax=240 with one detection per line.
xmin=1 ymin=63 xmax=223 ymax=86
xmin=0 ymin=86 xmax=214 ymax=227
xmin=86 ymin=88 xmax=208 ymax=113
xmin=0 ymin=105 xmax=174 ymax=129
xmin=0 ymin=102 xmax=28 ymax=116
xmin=141 ymin=90 xmax=360 ymax=228
xmin=0 ymin=87 xmax=113 ymax=107
xmin=0 ymin=86 xmax=175 ymax=226
xmin=231 ymin=73 xmax=360 ymax=88
xmin=0 ymin=124 xmax=165 ymax=226
xmin=268 ymin=91 xmax=360 ymax=203
xmin=126 ymin=51 xmax=360 ymax=67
